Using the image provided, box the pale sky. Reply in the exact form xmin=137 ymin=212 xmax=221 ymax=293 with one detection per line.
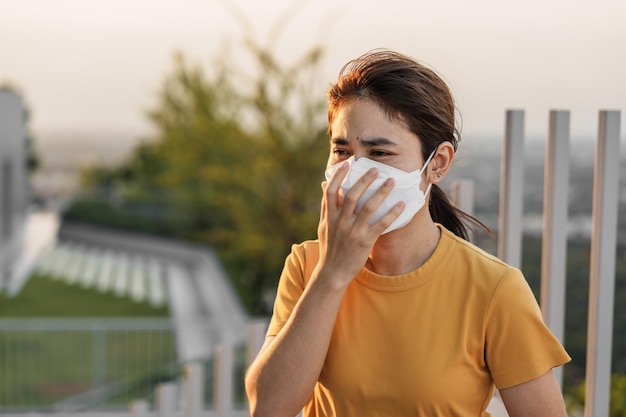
xmin=1 ymin=0 xmax=625 ymax=150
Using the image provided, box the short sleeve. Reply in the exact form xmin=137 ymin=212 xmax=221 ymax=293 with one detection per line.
xmin=485 ymin=269 xmax=571 ymax=389
xmin=266 ymin=241 xmax=319 ymax=338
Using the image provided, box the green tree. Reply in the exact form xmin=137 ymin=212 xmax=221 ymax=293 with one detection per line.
xmin=72 ymin=34 xmax=329 ymax=315
xmin=566 ymin=374 xmax=626 ymax=417
xmin=146 ymin=43 xmax=328 ymax=314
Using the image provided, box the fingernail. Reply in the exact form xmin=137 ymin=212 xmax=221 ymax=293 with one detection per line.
xmin=384 ymin=178 xmax=394 ymax=187
xmin=368 ymin=168 xmax=378 ymax=177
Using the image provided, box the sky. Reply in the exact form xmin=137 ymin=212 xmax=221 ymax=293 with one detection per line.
xmin=1 ymin=0 xmax=625 ymax=154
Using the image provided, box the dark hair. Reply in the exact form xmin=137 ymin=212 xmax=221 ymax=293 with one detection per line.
xmin=327 ymin=49 xmax=488 ymax=240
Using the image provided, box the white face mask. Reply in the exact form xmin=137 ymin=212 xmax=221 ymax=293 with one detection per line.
xmin=324 ymin=151 xmax=435 ymax=234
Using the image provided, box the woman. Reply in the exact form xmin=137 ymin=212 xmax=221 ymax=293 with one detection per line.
xmin=245 ymin=49 xmax=570 ymax=417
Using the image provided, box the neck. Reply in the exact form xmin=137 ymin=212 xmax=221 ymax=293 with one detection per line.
xmin=366 ymin=218 xmax=441 ymax=276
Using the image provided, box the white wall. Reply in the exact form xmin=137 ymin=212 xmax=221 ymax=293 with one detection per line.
xmin=0 ymin=89 xmax=28 ymax=290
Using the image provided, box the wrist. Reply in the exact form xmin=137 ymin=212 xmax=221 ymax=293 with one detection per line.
xmin=311 ymin=263 xmax=355 ymax=293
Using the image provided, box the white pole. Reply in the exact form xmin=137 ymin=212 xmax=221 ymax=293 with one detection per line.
xmin=156 ymin=382 xmax=179 ymax=417
xmin=184 ymin=362 xmax=204 ymax=417
xmin=584 ymin=110 xmax=621 ymax=417
xmin=451 ymin=179 xmax=476 ymax=242
xmin=498 ymin=110 xmax=525 ymax=268
xmin=129 ymin=399 xmax=150 ymax=417
xmin=451 ymin=179 xmax=475 ymax=217
xmin=215 ymin=344 xmax=233 ymax=417
xmin=246 ymin=320 xmax=267 ymax=367
xmin=540 ymin=110 xmax=570 ymax=387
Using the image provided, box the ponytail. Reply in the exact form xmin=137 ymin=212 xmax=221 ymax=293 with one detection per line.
xmin=429 ymin=185 xmax=491 ymax=241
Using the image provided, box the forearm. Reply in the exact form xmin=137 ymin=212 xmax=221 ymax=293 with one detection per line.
xmin=245 ymin=161 xmax=399 ymax=416
xmin=245 ymin=270 xmax=348 ymax=417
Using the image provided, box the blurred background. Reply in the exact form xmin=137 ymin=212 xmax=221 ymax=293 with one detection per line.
xmin=1 ymin=0 xmax=626 ymax=415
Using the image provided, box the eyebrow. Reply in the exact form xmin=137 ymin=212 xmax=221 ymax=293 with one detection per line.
xmin=331 ymin=137 xmax=398 ymax=147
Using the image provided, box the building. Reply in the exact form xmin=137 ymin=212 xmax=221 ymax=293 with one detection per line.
xmin=0 ymin=88 xmax=29 ymax=292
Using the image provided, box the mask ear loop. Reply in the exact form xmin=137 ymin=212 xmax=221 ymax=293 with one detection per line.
xmin=419 ymin=148 xmax=437 ymax=195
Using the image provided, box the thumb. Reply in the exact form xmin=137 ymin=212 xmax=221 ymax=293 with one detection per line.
xmin=320 ymin=181 xmax=328 ymax=221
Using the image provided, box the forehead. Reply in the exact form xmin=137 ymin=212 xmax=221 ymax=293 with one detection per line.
xmin=330 ymin=98 xmax=410 ymax=139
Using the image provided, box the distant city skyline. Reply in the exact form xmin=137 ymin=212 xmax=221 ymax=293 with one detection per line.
xmin=1 ymin=0 xmax=625 ymax=149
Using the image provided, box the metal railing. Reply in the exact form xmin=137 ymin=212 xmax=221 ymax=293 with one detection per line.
xmin=0 ymin=317 xmax=258 ymax=415
xmin=495 ymin=109 xmax=622 ymax=417
xmin=0 ymin=318 xmax=179 ymax=412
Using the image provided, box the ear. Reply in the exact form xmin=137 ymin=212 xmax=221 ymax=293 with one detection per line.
xmin=427 ymin=141 xmax=454 ymax=184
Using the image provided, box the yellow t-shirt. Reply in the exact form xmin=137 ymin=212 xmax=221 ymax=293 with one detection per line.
xmin=267 ymin=225 xmax=571 ymax=417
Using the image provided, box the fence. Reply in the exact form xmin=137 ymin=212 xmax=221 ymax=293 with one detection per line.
xmin=0 ymin=318 xmax=177 ymax=412
xmin=473 ymin=109 xmax=622 ymax=417
xmin=0 ymin=318 xmax=255 ymax=414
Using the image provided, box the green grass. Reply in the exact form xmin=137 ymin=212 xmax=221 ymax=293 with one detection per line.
xmin=0 ymin=273 xmax=169 ymax=317
xmin=0 ymin=273 xmax=175 ymax=409
xmin=0 ymin=329 xmax=178 ymax=408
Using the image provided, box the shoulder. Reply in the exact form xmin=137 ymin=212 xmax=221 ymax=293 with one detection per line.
xmin=290 ymin=239 xmax=319 ymax=254
xmin=436 ymin=225 xmax=524 ymax=294
xmin=289 ymin=240 xmax=319 ymax=265
xmin=439 ymin=225 xmax=515 ymax=275
xmin=284 ymin=240 xmax=320 ymax=285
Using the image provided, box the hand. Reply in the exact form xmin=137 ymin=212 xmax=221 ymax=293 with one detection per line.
xmin=316 ymin=161 xmax=406 ymax=287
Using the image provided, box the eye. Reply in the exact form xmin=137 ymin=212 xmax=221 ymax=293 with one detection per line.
xmin=333 ymin=148 xmax=352 ymax=158
xmin=370 ymin=150 xmax=391 ymax=158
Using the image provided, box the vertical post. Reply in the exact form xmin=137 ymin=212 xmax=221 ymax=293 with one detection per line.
xmin=129 ymin=399 xmax=150 ymax=416
xmin=214 ymin=344 xmax=233 ymax=417
xmin=540 ymin=110 xmax=570 ymax=387
xmin=91 ymin=324 xmax=106 ymax=391
xmin=498 ymin=110 xmax=525 ymax=268
xmin=451 ymin=179 xmax=475 ymax=241
xmin=451 ymin=179 xmax=475 ymax=217
xmin=184 ymin=362 xmax=204 ymax=417
xmin=246 ymin=320 xmax=267 ymax=368
xmin=584 ymin=110 xmax=621 ymax=417
xmin=156 ymin=382 xmax=178 ymax=417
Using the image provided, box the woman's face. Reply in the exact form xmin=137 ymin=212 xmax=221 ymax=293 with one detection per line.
xmin=328 ymin=98 xmax=425 ymax=172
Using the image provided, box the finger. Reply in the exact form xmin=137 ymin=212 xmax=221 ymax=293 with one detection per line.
xmin=351 ymin=176 xmax=401 ymax=229
xmin=341 ymin=167 xmax=379 ymax=215
xmin=325 ymin=162 xmax=349 ymax=210
xmin=370 ymin=200 xmax=407 ymax=235
xmin=320 ymin=182 xmax=327 ymax=222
